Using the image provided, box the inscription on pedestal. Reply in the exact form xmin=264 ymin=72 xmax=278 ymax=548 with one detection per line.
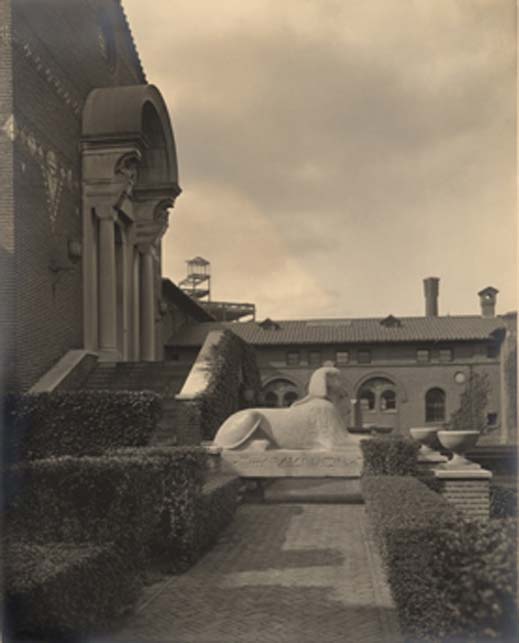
xmin=220 ymin=448 xmax=363 ymax=478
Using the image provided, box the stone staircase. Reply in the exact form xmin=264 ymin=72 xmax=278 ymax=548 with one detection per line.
xmin=81 ymin=361 xmax=192 ymax=445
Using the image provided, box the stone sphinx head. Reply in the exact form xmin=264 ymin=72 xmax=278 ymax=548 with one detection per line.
xmin=295 ymin=366 xmax=345 ymax=406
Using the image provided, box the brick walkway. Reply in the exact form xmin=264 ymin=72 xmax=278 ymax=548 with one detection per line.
xmin=110 ymin=504 xmax=401 ymax=643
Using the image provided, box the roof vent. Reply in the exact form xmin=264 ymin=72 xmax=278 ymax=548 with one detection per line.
xmin=380 ymin=315 xmax=402 ymax=328
xmin=258 ymin=318 xmax=280 ymax=331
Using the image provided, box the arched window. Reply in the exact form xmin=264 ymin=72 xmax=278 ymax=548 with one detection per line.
xmin=264 ymin=391 xmax=278 ymax=408
xmin=262 ymin=379 xmax=298 ymax=409
xmin=359 ymin=388 xmax=376 ymax=411
xmin=381 ymin=389 xmax=396 ymax=411
xmin=425 ymin=388 xmax=446 ymax=422
xmin=283 ymin=391 xmax=298 ymax=407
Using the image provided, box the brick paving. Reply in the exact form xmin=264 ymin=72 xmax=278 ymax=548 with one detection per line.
xmin=109 ymin=504 xmax=401 ymax=643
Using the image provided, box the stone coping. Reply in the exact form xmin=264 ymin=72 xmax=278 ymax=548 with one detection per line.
xmin=434 ymin=467 xmax=492 ymax=480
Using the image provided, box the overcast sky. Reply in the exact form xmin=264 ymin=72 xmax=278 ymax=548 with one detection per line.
xmin=124 ymin=0 xmax=517 ymax=319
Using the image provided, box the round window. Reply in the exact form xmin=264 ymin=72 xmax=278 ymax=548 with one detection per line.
xmin=454 ymin=371 xmax=466 ymax=384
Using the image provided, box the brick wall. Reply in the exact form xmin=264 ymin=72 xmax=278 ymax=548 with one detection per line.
xmin=0 ymin=0 xmax=16 ymax=391
xmin=250 ymin=341 xmax=502 ymax=438
xmin=8 ymin=0 xmax=145 ymax=390
xmin=437 ymin=477 xmax=491 ymax=521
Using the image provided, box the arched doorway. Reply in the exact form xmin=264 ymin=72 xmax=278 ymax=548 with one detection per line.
xmin=262 ymin=379 xmax=299 ymax=408
xmin=357 ymin=376 xmax=399 ymax=429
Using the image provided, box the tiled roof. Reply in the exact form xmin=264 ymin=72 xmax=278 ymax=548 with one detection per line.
xmin=167 ymin=316 xmax=507 ymax=347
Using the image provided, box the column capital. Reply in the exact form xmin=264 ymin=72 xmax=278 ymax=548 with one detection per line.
xmin=95 ymin=204 xmax=118 ymax=222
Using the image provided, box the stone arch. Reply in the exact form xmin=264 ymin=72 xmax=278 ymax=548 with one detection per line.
xmin=82 ymin=84 xmax=179 ymax=188
xmin=354 ymin=371 xmax=408 ymax=403
xmin=81 ymin=85 xmax=181 ymax=361
xmin=262 ymin=377 xmax=300 ymax=408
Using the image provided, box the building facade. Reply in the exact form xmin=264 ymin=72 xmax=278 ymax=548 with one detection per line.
xmin=167 ymin=281 xmax=517 ymax=445
xmin=0 ymin=0 xmax=187 ymax=392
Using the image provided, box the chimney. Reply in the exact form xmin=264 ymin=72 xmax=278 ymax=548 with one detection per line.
xmin=423 ymin=277 xmax=440 ymax=317
xmin=478 ymin=287 xmax=498 ymax=318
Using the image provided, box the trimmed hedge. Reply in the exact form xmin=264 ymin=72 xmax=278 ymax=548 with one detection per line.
xmin=362 ymin=476 xmax=518 ymax=641
xmin=4 ymin=541 xmax=140 ymax=639
xmin=109 ymin=446 xmax=210 ymax=571
xmin=4 ymin=456 xmax=163 ymax=554
xmin=3 ymin=390 xmax=161 ymax=462
xmin=490 ymin=484 xmax=517 ymax=519
xmin=430 ymin=518 xmax=517 ymax=641
xmin=196 ymin=475 xmax=242 ymax=555
xmin=361 ymin=435 xmax=419 ymax=476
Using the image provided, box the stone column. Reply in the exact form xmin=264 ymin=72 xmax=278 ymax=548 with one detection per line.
xmin=132 ymin=250 xmax=141 ymax=360
xmin=82 ymin=200 xmax=98 ymax=351
xmin=140 ymin=246 xmax=155 ymax=361
xmin=97 ymin=208 xmax=118 ymax=359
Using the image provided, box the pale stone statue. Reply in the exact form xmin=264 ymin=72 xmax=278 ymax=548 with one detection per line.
xmin=213 ymin=366 xmax=354 ymax=450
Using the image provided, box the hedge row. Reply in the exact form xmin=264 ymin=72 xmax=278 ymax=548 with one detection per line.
xmin=362 ymin=476 xmax=517 ymax=641
xmin=4 ymin=456 xmax=163 ymax=555
xmin=195 ymin=476 xmax=242 ymax=556
xmin=490 ymin=484 xmax=517 ymax=519
xmin=3 ymin=390 xmax=161 ymax=462
xmin=361 ymin=435 xmax=419 ymax=476
xmin=4 ymin=541 xmax=140 ymax=639
xmin=110 ymin=446 xmax=210 ymax=571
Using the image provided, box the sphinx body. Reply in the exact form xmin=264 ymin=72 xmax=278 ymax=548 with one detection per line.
xmin=213 ymin=366 xmax=355 ymax=451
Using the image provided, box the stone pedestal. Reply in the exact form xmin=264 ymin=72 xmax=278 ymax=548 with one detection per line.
xmin=417 ymin=452 xmax=448 ymax=476
xmin=218 ymin=447 xmax=363 ymax=478
xmin=434 ymin=467 xmax=492 ymax=521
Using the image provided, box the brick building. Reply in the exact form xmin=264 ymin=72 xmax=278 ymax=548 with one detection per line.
xmin=167 ymin=279 xmax=517 ymax=445
xmin=0 ymin=0 xmax=213 ymax=393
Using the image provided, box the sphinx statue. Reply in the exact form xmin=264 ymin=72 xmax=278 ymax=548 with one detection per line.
xmin=213 ymin=366 xmax=355 ymax=450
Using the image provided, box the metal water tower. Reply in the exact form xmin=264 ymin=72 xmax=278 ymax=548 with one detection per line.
xmin=179 ymin=256 xmax=211 ymax=301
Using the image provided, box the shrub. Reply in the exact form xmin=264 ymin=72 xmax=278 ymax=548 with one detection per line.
xmin=430 ymin=519 xmax=517 ymax=641
xmin=490 ymin=484 xmax=517 ymax=519
xmin=109 ymin=446 xmax=210 ymax=571
xmin=361 ymin=435 xmax=419 ymax=476
xmin=3 ymin=390 xmax=161 ymax=462
xmin=362 ymin=476 xmax=518 ymax=641
xmin=195 ymin=476 xmax=242 ymax=555
xmin=4 ymin=456 xmax=163 ymax=554
xmin=4 ymin=540 xmax=140 ymax=639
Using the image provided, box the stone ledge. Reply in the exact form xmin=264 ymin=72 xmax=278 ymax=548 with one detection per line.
xmin=434 ymin=468 xmax=492 ymax=480
xmin=220 ymin=447 xmax=363 ymax=478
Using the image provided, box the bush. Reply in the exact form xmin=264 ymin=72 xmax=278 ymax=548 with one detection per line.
xmin=109 ymin=446 xmax=210 ymax=571
xmin=361 ymin=435 xmax=419 ymax=476
xmin=195 ymin=476 xmax=242 ymax=555
xmin=430 ymin=519 xmax=517 ymax=641
xmin=362 ymin=476 xmax=518 ymax=641
xmin=490 ymin=484 xmax=517 ymax=519
xmin=4 ymin=540 xmax=140 ymax=639
xmin=4 ymin=456 xmax=163 ymax=554
xmin=3 ymin=390 xmax=161 ymax=462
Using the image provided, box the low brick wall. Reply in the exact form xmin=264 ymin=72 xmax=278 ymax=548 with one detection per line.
xmin=435 ymin=469 xmax=491 ymax=521
xmin=175 ymin=330 xmax=261 ymax=444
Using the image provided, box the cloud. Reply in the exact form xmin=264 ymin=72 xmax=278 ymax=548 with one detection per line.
xmin=125 ymin=0 xmax=516 ymax=317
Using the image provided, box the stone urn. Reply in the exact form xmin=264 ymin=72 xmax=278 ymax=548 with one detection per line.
xmin=437 ymin=430 xmax=481 ymax=468
xmin=409 ymin=427 xmax=443 ymax=459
